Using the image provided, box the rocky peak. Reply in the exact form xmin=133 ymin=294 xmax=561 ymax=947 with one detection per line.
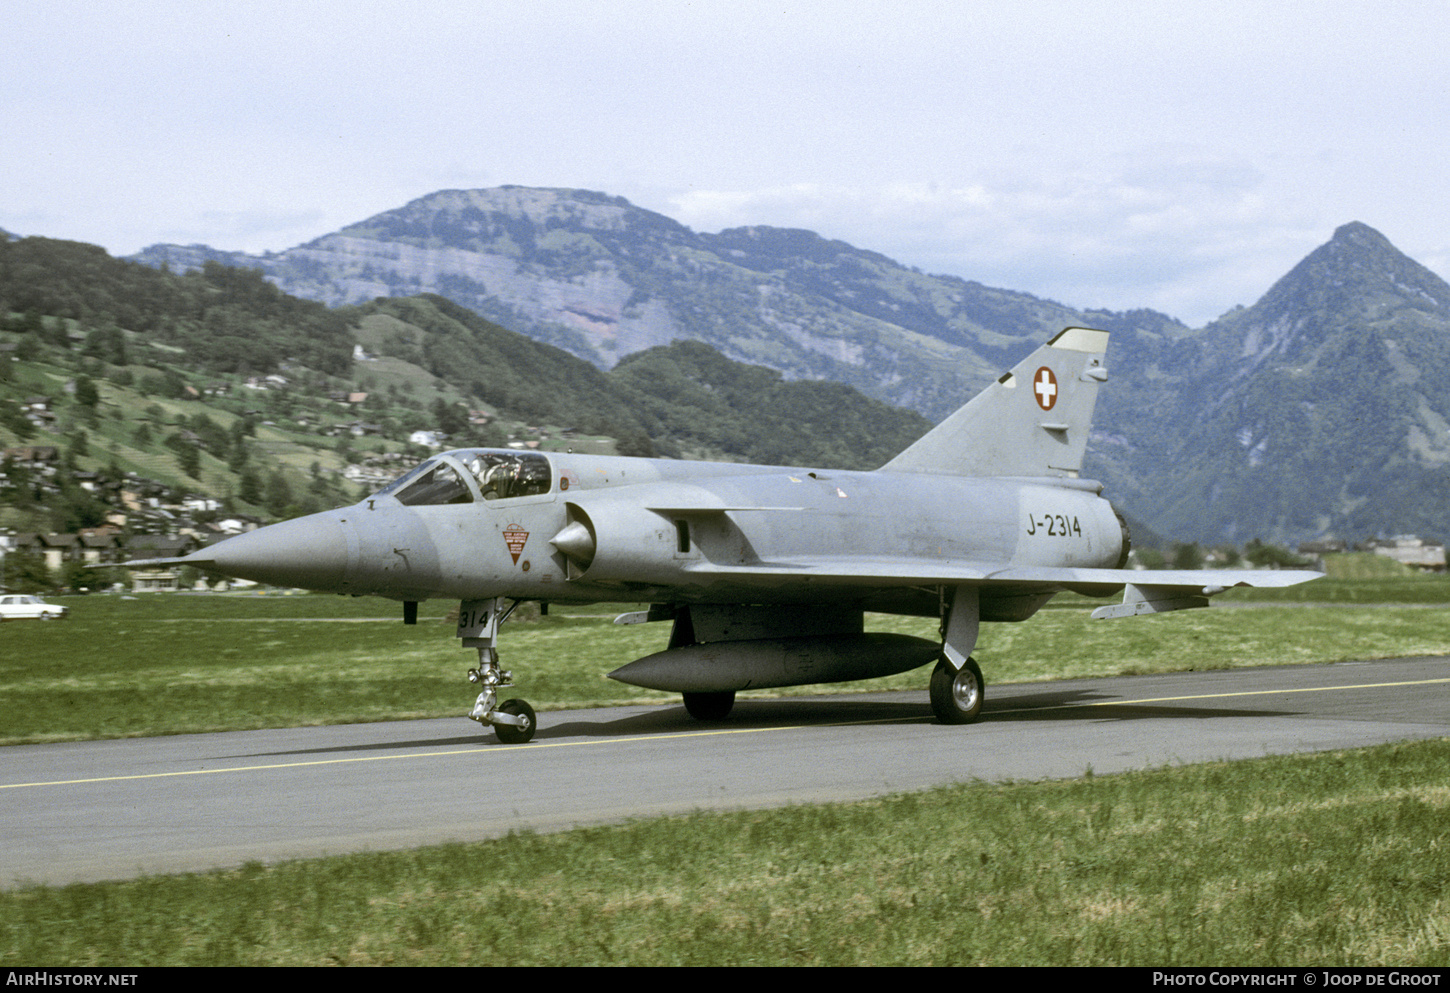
xmin=1195 ymin=222 xmax=1450 ymax=376
xmin=1251 ymin=221 xmax=1448 ymax=329
xmin=331 ymin=187 xmax=694 ymax=248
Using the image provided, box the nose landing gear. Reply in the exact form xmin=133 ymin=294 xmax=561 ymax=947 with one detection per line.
xmin=460 ymin=598 xmax=537 ymax=744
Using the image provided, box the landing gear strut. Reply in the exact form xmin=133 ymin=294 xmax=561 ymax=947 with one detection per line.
xmin=460 ymin=598 xmax=536 ymax=743
xmin=932 ymin=585 xmax=984 ymax=725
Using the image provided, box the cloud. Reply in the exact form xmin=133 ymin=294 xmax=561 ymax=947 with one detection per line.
xmin=6 ymin=1 xmax=1445 ymax=327
xmin=664 ymin=150 xmax=1332 ymax=325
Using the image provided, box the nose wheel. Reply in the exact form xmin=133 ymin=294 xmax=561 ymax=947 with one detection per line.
xmin=460 ymin=598 xmax=537 ymax=744
xmin=466 ymin=652 xmax=537 ymax=743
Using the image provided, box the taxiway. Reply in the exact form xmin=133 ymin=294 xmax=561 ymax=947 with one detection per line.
xmin=3 ymin=656 xmax=1448 ymax=888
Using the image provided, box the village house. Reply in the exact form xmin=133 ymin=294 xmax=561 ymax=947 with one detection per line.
xmin=125 ymin=533 xmax=205 ymax=592
xmin=1361 ymin=536 xmax=1447 ymax=572
xmin=13 ymin=532 xmax=80 ymax=574
xmin=3 ymin=445 xmax=60 ymax=469
xmin=78 ymin=530 xmax=123 ymax=566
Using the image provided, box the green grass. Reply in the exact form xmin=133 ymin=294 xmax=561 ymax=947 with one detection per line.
xmin=4 ymin=577 xmax=1449 ymax=965
xmin=0 ymin=595 xmax=669 ymax=744
xmin=4 ymin=738 xmax=1448 ymax=966
xmin=5 ymin=574 xmax=1450 ymax=745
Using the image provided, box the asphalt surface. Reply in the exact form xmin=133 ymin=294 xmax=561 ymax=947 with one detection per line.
xmin=4 ymin=655 xmax=1448 ymax=888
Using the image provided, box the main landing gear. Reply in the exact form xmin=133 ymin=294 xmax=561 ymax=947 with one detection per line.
xmin=929 ymin=656 xmax=984 ymax=724
xmin=930 ymin=586 xmax=985 ymax=725
xmin=459 ymin=598 xmax=536 ymax=744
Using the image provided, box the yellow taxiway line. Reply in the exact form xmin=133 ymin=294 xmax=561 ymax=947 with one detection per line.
xmin=5 ymin=675 xmax=1448 ymax=791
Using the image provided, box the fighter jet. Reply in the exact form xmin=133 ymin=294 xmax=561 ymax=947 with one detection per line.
xmin=129 ymin=327 xmax=1319 ymax=742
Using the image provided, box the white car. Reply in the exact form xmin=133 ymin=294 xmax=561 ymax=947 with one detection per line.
xmin=0 ymin=594 xmax=69 ymax=621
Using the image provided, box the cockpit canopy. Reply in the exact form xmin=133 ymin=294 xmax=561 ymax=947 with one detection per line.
xmin=373 ymin=449 xmax=553 ymax=506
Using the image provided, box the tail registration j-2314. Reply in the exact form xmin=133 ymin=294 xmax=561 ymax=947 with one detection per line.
xmin=1025 ymin=513 xmax=1082 ymax=537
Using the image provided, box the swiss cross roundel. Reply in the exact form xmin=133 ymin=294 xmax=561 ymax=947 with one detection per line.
xmin=1033 ymin=366 xmax=1058 ymax=411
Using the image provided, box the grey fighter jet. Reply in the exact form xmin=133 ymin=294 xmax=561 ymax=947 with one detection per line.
xmin=129 ymin=327 xmax=1320 ymax=742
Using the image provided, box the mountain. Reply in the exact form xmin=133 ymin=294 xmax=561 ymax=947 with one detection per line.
xmin=348 ymin=293 xmax=932 ymax=468
xmin=1112 ymin=222 xmax=1450 ymax=542
xmin=131 ymin=192 xmax=1450 ymax=546
xmin=609 ymin=338 xmax=931 ymax=468
xmin=133 ymin=188 xmax=1161 ymax=421
xmin=0 ymin=234 xmax=937 ymax=542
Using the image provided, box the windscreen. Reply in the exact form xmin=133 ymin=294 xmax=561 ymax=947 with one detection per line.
xmin=390 ymin=460 xmax=474 ymax=506
xmin=371 ymin=450 xmax=552 ymax=506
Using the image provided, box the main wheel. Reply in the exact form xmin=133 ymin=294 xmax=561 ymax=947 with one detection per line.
xmin=682 ymin=690 xmax=735 ymax=720
xmin=494 ymin=698 xmax=536 ymax=744
xmin=929 ymin=656 xmax=984 ymax=724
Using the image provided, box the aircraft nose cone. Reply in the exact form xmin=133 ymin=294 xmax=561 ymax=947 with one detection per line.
xmin=205 ymin=512 xmax=352 ymax=590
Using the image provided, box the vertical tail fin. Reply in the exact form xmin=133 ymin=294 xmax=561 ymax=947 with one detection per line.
xmin=881 ymin=326 xmax=1109 ymax=478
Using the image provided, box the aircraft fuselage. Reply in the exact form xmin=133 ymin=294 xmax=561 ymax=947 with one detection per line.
xmin=203 ymin=448 xmax=1126 ymax=620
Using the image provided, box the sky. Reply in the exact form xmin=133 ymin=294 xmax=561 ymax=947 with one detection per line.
xmin=3 ymin=0 xmax=1447 ymax=327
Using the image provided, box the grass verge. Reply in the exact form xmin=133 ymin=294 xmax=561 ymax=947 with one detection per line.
xmin=4 ymin=577 xmax=1450 ymax=745
xmin=3 ymin=738 xmax=1448 ymax=966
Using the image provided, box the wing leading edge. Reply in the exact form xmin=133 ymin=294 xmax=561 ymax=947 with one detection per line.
xmin=682 ymin=557 xmax=1320 ymax=614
